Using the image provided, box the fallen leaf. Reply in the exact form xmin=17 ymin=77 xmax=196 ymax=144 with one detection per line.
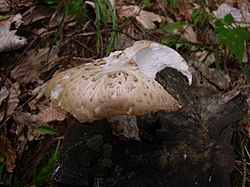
xmin=0 ymin=136 xmax=16 ymax=172
xmin=22 ymin=4 xmax=54 ymax=25
xmin=6 ymin=82 xmax=20 ymax=117
xmin=118 ymin=5 xmax=162 ymax=29
xmin=213 ymin=2 xmax=250 ymax=28
xmin=0 ymin=86 xmax=9 ymax=122
xmin=0 ymin=14 xmax=27 ymax=52
xmin=35 ymin=102 xmax=66 ymax=124
xmin=245 ymin=123 xmax=250 ymax=138
xmin=239 ymin=1 xmax=250 ymax=30
xmin=0 ymin=86 xmax=9 ymax=105
xmin=213 ymin=3 xmax=242 ymax=20
xmin=0 ymin=0 xmax=10 ymax=12
xmin=28 ymin=83 xmax=46 ymax=111
xmin=178 ymin=0 xmax=197 ymax=21
xmin=14 ymin=102 xmax=66 ymax=141
xmin=195 ymin=51 xmax=215 ymax=66
xmin=182 ymin=25 xmax=197 ymax=43
xmin=11 ymin=47 xmax=59 ymax=84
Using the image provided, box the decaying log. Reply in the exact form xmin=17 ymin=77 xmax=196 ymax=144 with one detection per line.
xmin=51 ymin=66 xmax=247 ymax=187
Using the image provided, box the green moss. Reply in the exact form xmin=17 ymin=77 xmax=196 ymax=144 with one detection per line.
xmin=100 ymin=158 xmax=113 ymax=168
xmin=103 ymin=143 xmax=112 ymax=158
xmin=86 ymin=135 xmax=113 ymax=168
xmin=86 ymin=134 xmax=103 ymax=152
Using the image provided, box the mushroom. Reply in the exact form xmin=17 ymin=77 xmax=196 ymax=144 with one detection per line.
xmin=45 ymin=60 xmax=181 ymax=140
xmin=107 ymin=40 xmax=192 ymax=84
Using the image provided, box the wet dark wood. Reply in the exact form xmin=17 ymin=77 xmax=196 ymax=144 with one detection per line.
xmin=51 ymin=67 xmax=247 ymax=187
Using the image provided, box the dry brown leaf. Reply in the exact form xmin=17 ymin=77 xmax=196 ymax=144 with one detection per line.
xmin=11 ymin=47 xmax=59 ymax=84
xmin=0 ymin=86 xmax=9 ymax=105
xmin=0 ymin=0 xmax=10 ymax=12
xmin=239 ymin=0 xmax=250 ymax=30
xmin=195 ymin=51 xmax=215 ymax=66
xmin=28 ymin=83 xmax=46 ymax=111
xmin=178 ymin=0 xmax=197 ymax=21
xmin=6 ymin=82 xmax=20 ymax=117
xmin=213 ymin=2 xmax=250 ymax=28
xmin=213 ymin=3 xmax=242 ymax=21
xmin=181 ymin=25 xmax=197 ymax=43
xmin=14 ymin=102 xmax=66 ymax=141
xmin=245 ymin=123 xmax=250 ymax=138
xmin=22 ymin=4 xmax=54 ymax=25
xmin=35 ymin=103 xmax=66 ymax=124
xmin=0 ymin=86 xmax=9 ymax=122
xmin=0 ymin=14 xmax=27 ymax=52
xmin=118 ymin=5 xmax=162 ymax=30
xmin=0 ymin=136 xmax=16 ymax=172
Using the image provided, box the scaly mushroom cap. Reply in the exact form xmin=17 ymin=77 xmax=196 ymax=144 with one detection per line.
xmin=108 ymin=40 xmax=192 ymax=84
xmin=45 ymin=59 xmax=180 ymax=123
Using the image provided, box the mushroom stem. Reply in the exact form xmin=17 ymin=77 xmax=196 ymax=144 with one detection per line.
xmin=108 ymin=115 xmax=139 ymax=140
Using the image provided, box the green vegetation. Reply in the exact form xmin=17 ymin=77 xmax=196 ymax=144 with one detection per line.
xmin=32 ymin=140 xmax=61 ymax=186
xmin=37 ymin=126 xmax=58 ymax=136
xmin=86 ymin=135 xmax=113 ymax=168
xmin=215 ymin=14 xmax=250 ymax=64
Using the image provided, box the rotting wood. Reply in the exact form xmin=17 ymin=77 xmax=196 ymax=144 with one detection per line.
xmin=51 ymin=67 xmax=247 ymax=187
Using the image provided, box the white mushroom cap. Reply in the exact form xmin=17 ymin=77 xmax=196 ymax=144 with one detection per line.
xmin=45 ymin=59 xmax=181 ymax=123
xmin=108 ymin=40 xmax=192 ymax=84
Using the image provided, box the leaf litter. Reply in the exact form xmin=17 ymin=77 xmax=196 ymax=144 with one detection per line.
xmin=0 ymin=0 xmax=249 ymax=185
xmin=0 ymin=14 xmax=27 ymax=52
xmin=10 ymin=47 xmax=59 ymax=84
xmin=0 ymin=135 xmax=16 ymax=173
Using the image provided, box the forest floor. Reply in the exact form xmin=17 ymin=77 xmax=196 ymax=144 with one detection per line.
xmin=0 ymin=0 xmax=249 ymax=186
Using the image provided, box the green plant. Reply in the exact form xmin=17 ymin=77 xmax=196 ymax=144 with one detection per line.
xmin=32 ymin=140 xmax=61 ymax=186
xmin=160 ymin=2 xmax=250 ymax=71
xmin=168 ymin=0 xmax=178 ymax=10
xmin=37 ymin=126 xmax=58 ymax=136
xmin=142 ymin=0 xmax=151 ymax=6
xmin=42 ymin=0 xmax=87 ymax=48
xmin=93 ymin=0 xmax=118 ymax=55
xmin=215 ymin=14 xmax=250 ymax=64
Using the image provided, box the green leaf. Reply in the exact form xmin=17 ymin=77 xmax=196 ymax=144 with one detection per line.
xmin=224 ymin=14 xmax=234 ymax=25
xmin=37 ymin=126 xmax=57 ymax=135
xmin=214 ymin=54 xmax=221 ymax=70
xmin=216 ymin=26 xmax=250 ymax=63
xmin=68 ymin=0 xmax=83 ymax=14
xmin=160 ymin=22 xmax=187 ymax=33
xmin=33 ymin=140 xmax=61 ymax=186
xmin=161 ymin=38 xmax=189 ymax=45
xmin=43 ymin=0 xmax=59 ymax=5
xmin=168 ymin=0 xmax=178 ymax=10
xmin=104 ymin=0 xmax=118 ymax=55
xmin=95 ymin=0 xmax=108 ymax=24
xmin=215 ymin=18 xmax=226 ymax=28
xmin=142 ymin=0 xmax=151 ymax=6
xmin=191 ymin=9 xmax=200 ymax=26
xmin=241 ymin=68 xmax=250 ymax=78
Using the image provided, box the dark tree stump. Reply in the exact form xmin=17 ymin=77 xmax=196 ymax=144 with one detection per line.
xmin=51 ymin=67 xmax=247 ymax=187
